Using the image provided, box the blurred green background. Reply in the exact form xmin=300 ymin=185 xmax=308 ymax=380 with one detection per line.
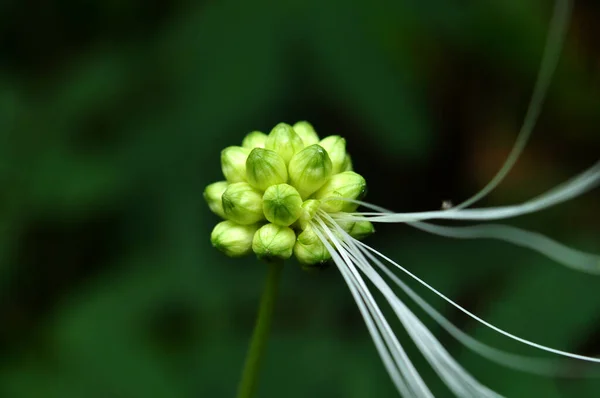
xmin=1 ymin=0 xmax=599 ymax=397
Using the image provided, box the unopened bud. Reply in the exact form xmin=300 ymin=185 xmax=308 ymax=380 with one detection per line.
xmin=314 ymin=171 xmax=366 ymax=212
xmin=349 ymin=220 xmax=375 ymax=239
xmin=204 ymin=181 xmax=228 ymax=218
xmin=263 ymin=184 xmax=303 ymax=227
xmin=265 ymin=123 xmax=304 ymax=164
xmin=297 ymin=199 xmax=321 ymax=230
xmin=211 ymin=221 xmax=258 ymax=257
xmin=342 ymin=154 xmax=353 ymax=172
xmin=319 ymin=135 xmax=348 ymax=174
xmin=246 ymin=148 xmax=288 ymax=191
xmin=293 ymin=121 xmax=320 ymax=146
xmin=252 ymin=223 xmax=296 ymax=261
xmin=222 ymin=182 xmax=264 ymax=225
xmin=335 ymin=218 xmax=355 ymax=234
xmin=221 ymin=146 xmax=250 ymax=183
xmin=294 ymin=227 xmax=331 ymax=265
xmin=242 ymin=131 xmax=267 ymax=149
xmin=288 ymin=144 xmax=333 ymax=199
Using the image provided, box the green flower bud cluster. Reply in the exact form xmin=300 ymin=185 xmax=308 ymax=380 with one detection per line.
xmin=204 ymin=121 xmax=373 ymax=266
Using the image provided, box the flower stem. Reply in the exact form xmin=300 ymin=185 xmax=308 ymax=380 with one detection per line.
xmin=235 ymin=260 xmax=284 ymax=398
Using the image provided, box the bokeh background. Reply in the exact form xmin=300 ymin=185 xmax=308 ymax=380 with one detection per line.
xmin=1 ymin=0 xmax=599 ymax=397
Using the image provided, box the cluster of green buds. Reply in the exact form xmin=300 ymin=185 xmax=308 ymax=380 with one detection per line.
xmin=204 ymin=121 xmax=374 ymax=267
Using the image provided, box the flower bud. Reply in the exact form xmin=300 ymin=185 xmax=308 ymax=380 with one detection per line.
xmin=252 ymin=223 xmax=296 ymax=261
xmin=342 ymin=154 xmax=353 ymax=172
xmin=265 ymin=123 xmax=304 ymax=164
xmin=263 ymin=184 xmax=303 ymax=227
xmin=246 ymin=148 xmax=288 ymax=191
xmin=334 ymin=218 xmax=355 ymax=234
xmin=242 ymin=131 xmax=267 ymax=149
xmin=221 ymin=146 xmax=250 ymax=183
xmin=294 ymin=227 xmax=331 ymax=265
xmin=297 ymin=199 xmax=321 ymax=230
xmin=319 ymin=135 xmax=349 ymax=174
xmin=221 ymin=182 xmax=264 ymax=225
xmin=314 ymin=171 xmax=366 ymax=212
xmin=293 ymin=121 xmax=320 ymax=146
xmin=288 ymin=144 xmax=333 ymax=199
xmin=349 ymin=220 xmax=375 ymax=240
xmin=211 ymin=221 xmax=258 ymax=257
xmin=204 ymin=181 xmax=228 ymax=218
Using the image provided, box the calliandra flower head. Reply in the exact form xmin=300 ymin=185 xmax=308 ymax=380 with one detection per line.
xmin=205 ymin=121 xmax=373 ymax=265
xmin=205 ymin=117 xmax=600 ymax=396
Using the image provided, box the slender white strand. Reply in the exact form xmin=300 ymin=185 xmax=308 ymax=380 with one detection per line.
xmin=409 ymin=221 xmax=600 ymax=275
xmin=327 ymin=238 xmax=414 ymax=397
xmin=528 ymin=159 xmax=600 ymax=203
xmin=455 ymin=0 xmax=572 ymax=210
xmin=341 ymin=242 xmax=493 ymax=396
xmin=324 ymin=215 xmax=503 ymax=396
xmin=334 ymin=160 xmax=600 ymax=223
xmin=327 ymin=220 xmax=503 ymax=397
xmin=353 ymin=238 xmax=595 ymax=378
xmin=313 ymin=218 xmax=433 ymax=398
xmin=352 ymin=239 xmax=600 ymax=363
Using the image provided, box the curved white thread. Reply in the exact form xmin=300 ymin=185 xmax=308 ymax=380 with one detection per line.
xmin=320 ymin=215 xmax=504 ymax=397
xmin=455 ymin=0 xmax=572 ymax=209
xmin=353 ymin=240 xmax=600 ymax=363
xmin=326 ymin=160 xmax=600 ymax=223
xmin=409 ymin=221 xmax=600 ymax=275
xmin=313 ymin=218 xmax=433 ymax=397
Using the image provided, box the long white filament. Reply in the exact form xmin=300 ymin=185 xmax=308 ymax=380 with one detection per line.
xmin=329 ymin=161 xmax=600 ymax=274
xmin=341 ymin=159 xmax=600 ymax=223
xmin=311 ymin=220 xmax=433 ymax=398
xmin=321 ymin=212 xmax=599 ymax=377
xmin=316 ymin=214 xmax=504 ymax=397
xmin=352 ymin=235 xmax=597 ymax=377
xmin=455 ymin=0 xmax=572 ymax=210
xmin=352 ymin=238 xmax=600 ymax=363
xmin=409 ymin=221 xmax=600 ymax=275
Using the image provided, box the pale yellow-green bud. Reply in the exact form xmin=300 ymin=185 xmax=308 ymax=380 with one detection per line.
xmin=293 ymin=121 xmax=320 ymax=146
xmin=265 ymin=123 xmax=304 ymax=164
xmin=242 ymin=131 xmax=267 ymax=149
xmin=211 ymin=221 xmax=258 ymax=257
xmin=319 ymin=135 xmax=348 ymax=174
xmin=334 ymin=217 xmax=355 ymax=234
xmin=288 ymin=144 xmax=333 ymax=199
xmin=204 ymin=181 xmax=228 ymax=218
xmin=294 ymin=227 xmax=331 ymax=265
xmin=221 ymin=182 xmax=264 ymax=225
xmin=262 ymin=184 xmax=303 ymax=227
xmin=314 ymin=171 xmax=366 ymax=212
xmin=246 ymin=148 xmax=288 ymax=191
xmin=221 ymin=146 xmax=250 ymax=183
xmin=297 ymin=199 xmax=321 ymax=230
xmin=342 ymin=154 xmax=353 ymax=172
xmin=349 ymin=220 xmax=375 ymax=240
xmin=252 ymin=223 xmax=296 ymax=261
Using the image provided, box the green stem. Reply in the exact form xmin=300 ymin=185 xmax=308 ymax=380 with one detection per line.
xmin=235 ymin=260 xmax=284 ymax=398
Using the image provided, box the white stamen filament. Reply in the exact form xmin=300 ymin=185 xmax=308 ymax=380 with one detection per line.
xmin=409 ymin=222 xmax=600 ymax=275
xmin=309 ymin=210 xmax=599 ymax=397
xmin=328 ymin=159 xmax=600 ymax=275
xmin=454 ymin=0 xmax=571 ymax=210
xmin=314 ymin=213 xmax=503 ymax=397
xmin=342 ymin=159 xmax=600 ymax=223
xmin=311 ymin=218 xmax=432 ymax=397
